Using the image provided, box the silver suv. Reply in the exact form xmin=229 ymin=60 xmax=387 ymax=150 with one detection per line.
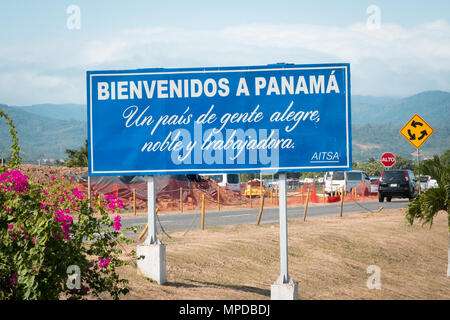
xmin=324 ymin=170 xmax=371 ymax=196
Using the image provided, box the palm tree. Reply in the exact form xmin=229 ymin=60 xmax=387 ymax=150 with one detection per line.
xmin=406 ymin=155 xmax=450 ymax=277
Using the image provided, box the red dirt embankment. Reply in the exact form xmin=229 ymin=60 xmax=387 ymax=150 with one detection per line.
xmin=17 ymin=164 xmax=87 ymax=185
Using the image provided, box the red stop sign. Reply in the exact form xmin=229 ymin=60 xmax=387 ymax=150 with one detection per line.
xmin=381 ymin=152 xmax=396 ymax=167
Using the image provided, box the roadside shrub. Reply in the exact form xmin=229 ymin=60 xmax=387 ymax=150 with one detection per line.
xmin=0 ymin=169 xmax=136 ymax=299
xmin=0 ymin=109 xmax=136 ymax=299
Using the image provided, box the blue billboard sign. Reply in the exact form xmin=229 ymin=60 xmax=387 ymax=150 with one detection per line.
xmin=87 ymin=63 xmax=351 ymax=176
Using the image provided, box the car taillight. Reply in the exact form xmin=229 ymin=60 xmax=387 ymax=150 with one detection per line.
xmin=380 ymin=171 xmax=384 ymax=182
xmin=404 ymin=171 xmax=408 ymax=181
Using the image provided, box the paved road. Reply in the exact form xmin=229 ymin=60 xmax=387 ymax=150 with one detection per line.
xmin=122 ymin=199 xmax=409 ymax=237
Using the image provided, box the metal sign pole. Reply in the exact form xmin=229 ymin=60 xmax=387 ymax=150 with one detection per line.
xmin=271 ymin=172 xmax=298 ymax=299
xmin=277 ymin=172 xmax=291 ymax=284
xmin=417 ymin=148 xmax=420 ymax=166
xmin=417 ymin=148 xmax=421 ymax=195
xmin=137 ymin=175 xmax=166 ymax=284
xmin=145 ymin=175 xmax=160 ymax=245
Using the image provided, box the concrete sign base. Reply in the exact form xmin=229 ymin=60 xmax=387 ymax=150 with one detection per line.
xmin=270 ymin=281 xmax=298 ymax=300
xmin=137 ymin=243 xmax=167 ymax=284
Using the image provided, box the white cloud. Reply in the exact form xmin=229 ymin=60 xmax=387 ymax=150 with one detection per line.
xmin=84 ymin=39 xmax=130 ymax=65
xmin=1 ymin=20 xmax=449 ymax=104
xmin=0 ymin=71 xmax=81 ymax=105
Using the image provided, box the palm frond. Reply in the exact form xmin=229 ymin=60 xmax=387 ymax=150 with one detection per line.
xmin=407 ymin=155 xmax=449 ymax=227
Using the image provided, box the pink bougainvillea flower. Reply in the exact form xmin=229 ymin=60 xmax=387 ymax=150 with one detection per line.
xmin=0 ymin=170 xmax=29 ymax=194
xmin=54 ymin=209 xmax=73 ymax=241
xmin=98 ymin=257 xmax=110 ymax=268
xmin=72 ymin=188 xmax=84 ymax=200
xmin=113 ymin=215 xmax=122 ymax=231
xmin=104 ymin=194 xmax=124 ymax=213
xmin=104 ymin=194 xmax=115 ymax=201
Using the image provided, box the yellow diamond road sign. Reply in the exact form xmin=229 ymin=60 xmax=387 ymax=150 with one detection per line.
xmin=400 ymin=114 xmax=434 ymax=149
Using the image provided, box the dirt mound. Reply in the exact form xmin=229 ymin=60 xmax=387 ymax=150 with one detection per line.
xmin=121 ymin=177 xmax=249 ymax=212
xmin=17 ymin=164 xmax=87 ymax=185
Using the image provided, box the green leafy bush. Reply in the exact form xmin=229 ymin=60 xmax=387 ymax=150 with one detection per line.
xmin=0 ymin=109 xmax=135 ymax=299
xmin=0 ymin=167 xmax=136 ymax=299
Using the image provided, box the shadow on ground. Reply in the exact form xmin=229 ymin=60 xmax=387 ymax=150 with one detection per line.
xmin=165 ymin=279 xmax=270 ymax=297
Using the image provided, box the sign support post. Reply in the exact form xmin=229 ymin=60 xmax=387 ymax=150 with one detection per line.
xmin=271 ymin=173 xmax=298 ymax=300
xmin=137 ymin=176 xmax=166 ymax=284
xmin=417 ymin=148 xmax=421 ymax=194
xmin=145 ymin=176 xmax=159 ymax=245
xmin=417 ymin=148 xmax=420 ymax=168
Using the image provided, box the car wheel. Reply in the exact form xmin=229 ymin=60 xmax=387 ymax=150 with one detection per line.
xmin=378 ymin=194 xmax=384 ymax=202
xmin=386 ymin=196 xmax=392 ymax=202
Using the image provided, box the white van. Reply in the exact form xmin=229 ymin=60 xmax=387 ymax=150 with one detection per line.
xmin=324 ymin=170 xmax=371 ymax=195
xmin=199 ymin=173 xmax=241 ymax=192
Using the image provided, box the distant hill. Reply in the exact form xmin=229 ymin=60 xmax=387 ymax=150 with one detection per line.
xmin=12 ymin=103 xmax=86 ymax=122
xmin=352 ymin=90 xmax=450 ymax=127
xmin=351 ymin=90 xmax=450 ymax=161
xmin=351 ymin=123 xmax=449 ymax=162
xmin=0 ymin=105 xmax=85 ymax=163
xmin=0 ymin=90 xmax=449 ymax=163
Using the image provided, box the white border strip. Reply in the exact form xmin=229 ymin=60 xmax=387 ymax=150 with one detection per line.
xmin=89 ymin=66 xmax=350 ymax=174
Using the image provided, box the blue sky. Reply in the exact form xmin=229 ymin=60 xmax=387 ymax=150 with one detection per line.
xmin=0 ymin=0 xmax=449 ymax=104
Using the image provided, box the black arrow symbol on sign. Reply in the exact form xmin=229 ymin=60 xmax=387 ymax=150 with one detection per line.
xmin=407 ymin=129 xmax=416 ymax=140
xmin=418 ymin=130 xmax=428 ymax=140
xmin=411 ymin=120 xmax=423 ymax=128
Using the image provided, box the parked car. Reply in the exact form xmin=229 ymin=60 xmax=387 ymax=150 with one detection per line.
xmin=378 ymin=169 xmax=419 ymax=202
xmin=324 ymin=170 xmax=371 ymax=196
xmin=369 ymin=176 xmax=380 ymax=194
xmin=419 ymin=175 xmax=438 ymax=192
xmin=428 ymin=178 xmax=438 ymax=189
